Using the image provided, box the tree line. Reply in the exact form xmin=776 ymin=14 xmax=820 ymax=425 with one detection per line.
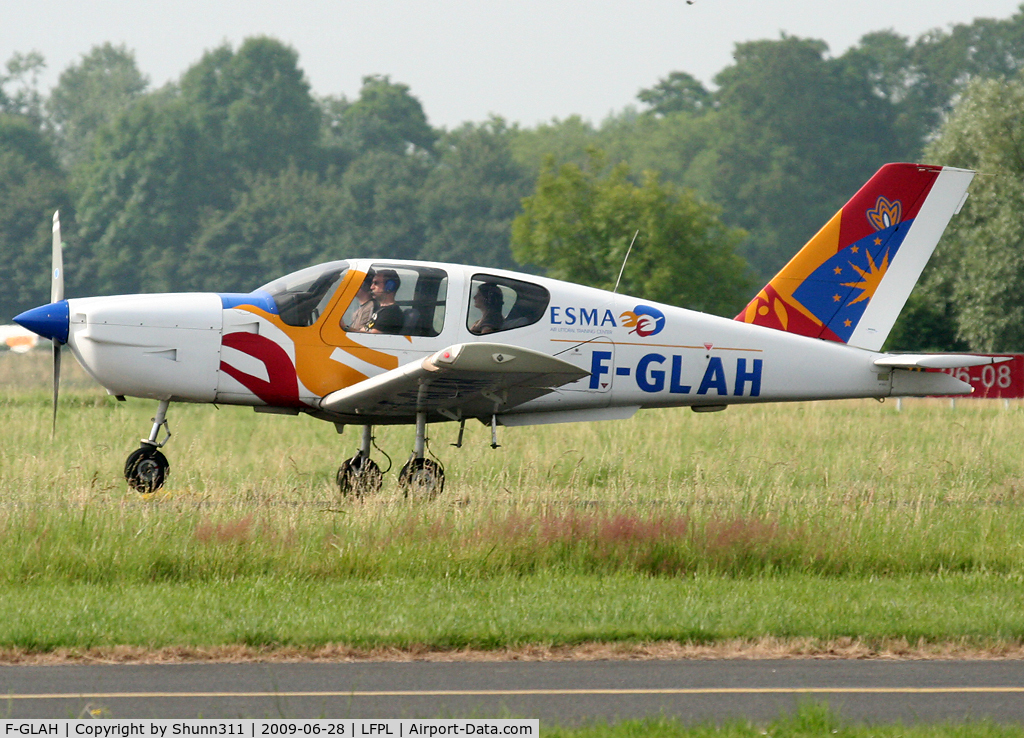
xmin=3 ymin=6 xmax=1024 ymax=351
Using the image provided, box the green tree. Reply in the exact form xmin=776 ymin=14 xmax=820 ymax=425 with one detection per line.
xmin=615 ymin=13 xmax=1024 ymax=287
xmin=706 ymin=36 xmax=905 ymax=280
xmin=0 ymin=114 xmax=70 ymax=320
xmin=839 ymin=10 xmax=1024 ymax=159
xmin=511 ymin=151 xmax=751 ymax=316
xmin=183 ymin=122 xmax=450 ymax=292
xmin=419 ymin=118 xmax=533 ymax=268
xmin=325 ymin=75 xmax=436 ymax=157
xmin=74 ymin=92 xmax=209 ymax=294
xmin=337 ymin=149 xmax=432 ymax=261
xmin=508 ymin=115 xmax=599 ymax=173
xmin=912 ymin=8 xmax=1024 ymax=122
xmin=637 ymin=71 xmax=713 ymax=116
xmin=914 ymin=74 xmax=1024 ymax=351
xmin=47 ymin=43 xmax=149 ymax=169
xmin=74 ymin=38 xmax=322 ymax=295
xmin=0 ymin=52 xmax=46 ymax=125
xmin=885 ymin=282 xmax=968 ymax=352
xmin=316 ymin=94 xmax=357 ymax=172
xmin=839 ymin=30 xmax=929 ymax=155
xmin=180 ymin=165 xmax=351 ymax=292
xmin=599 ymin=106 xmax=717 ymax=190
xmin=180 ymin=37 xmax=321 ymax=183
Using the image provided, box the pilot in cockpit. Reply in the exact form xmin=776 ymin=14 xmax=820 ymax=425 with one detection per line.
xmin=365 ymin=269 xmax=403 ymax=334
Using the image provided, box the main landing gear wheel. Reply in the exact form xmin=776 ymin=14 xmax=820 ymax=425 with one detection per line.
xmin=337 ymin=455 xmax=383 ymax=497
xmin=124 ymin=445 xmax=169 ymax=493
xmin=398 ymin=458 xmax=445 ymax=499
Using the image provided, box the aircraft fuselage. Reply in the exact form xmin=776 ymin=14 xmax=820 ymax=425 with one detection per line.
xmin=52 ymin=258 xmax=967 ymax=428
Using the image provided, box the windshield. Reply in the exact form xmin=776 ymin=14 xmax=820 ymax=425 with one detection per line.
xmin=259 ymin=261 xmax=349 ymax=327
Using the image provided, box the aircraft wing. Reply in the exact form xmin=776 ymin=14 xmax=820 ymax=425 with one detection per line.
xmin=319 ymin=342 xmax=590 ymax=419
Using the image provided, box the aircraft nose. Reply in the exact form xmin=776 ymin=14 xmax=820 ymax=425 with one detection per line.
xmin=13 ymin=300 xmax=69 ymax=344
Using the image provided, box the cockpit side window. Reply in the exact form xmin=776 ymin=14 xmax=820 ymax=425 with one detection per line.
xmin=342 ymin=264 xmax=448 ymax=337
xmin=259 ymin=261 xmax=349 ymax=327
xmin=467 ymin=275 xmax=550 ymax=335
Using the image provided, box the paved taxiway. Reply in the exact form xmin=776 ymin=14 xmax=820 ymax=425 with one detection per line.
xmin=2 ymin=660 xmax=1023 ymax=723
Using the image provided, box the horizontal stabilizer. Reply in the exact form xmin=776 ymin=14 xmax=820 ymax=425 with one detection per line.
xmin=890 ymin=369 xmax=973 ymax=397
xmin=874 ymin=354 xmax=1012 ymax=370
xmin=319 ymin=342 xmax=588 ymax=419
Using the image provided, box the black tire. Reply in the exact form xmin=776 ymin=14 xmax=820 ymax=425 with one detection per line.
xmin=336 ymin=455 xmax=383 ymax=497
xmin=397 ymin=458 xmax=445 ymax=499
xmin=124 ymin=446 xmax=169 ymax=493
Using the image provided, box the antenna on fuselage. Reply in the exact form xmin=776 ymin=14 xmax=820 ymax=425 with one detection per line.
xmin=613 ymin=230 xmax=640 ymax=294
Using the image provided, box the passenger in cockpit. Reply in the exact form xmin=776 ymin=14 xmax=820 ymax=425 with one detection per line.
xmin=470 ymin=282 xmax=504 ymax=335
xmin=345 ymin=270 xmax=377 ymax=332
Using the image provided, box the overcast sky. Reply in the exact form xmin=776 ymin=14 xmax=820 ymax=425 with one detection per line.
xmin=6 ymin=0 xmax=1024 ymax=129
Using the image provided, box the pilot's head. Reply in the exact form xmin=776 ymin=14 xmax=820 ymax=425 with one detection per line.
xmin=371 ymin=269 xmax=400 ymax=297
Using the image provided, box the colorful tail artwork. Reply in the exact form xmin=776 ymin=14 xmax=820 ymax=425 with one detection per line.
xmin=736 ymin=163 xmax=974 ymax=352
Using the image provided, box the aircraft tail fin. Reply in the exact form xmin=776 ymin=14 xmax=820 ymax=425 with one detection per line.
xmin=735 ymin=163 xmax=974 ymax=351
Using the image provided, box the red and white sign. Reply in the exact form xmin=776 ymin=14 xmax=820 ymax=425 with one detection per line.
xmin=935 ymin=354 xmax=1024 ymax=399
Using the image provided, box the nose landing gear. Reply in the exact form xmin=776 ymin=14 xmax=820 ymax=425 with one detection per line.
xmin=125 ymin=399 xmax=172 ymax=493
xmin=125 ymin=446 xmax=169 ymax=493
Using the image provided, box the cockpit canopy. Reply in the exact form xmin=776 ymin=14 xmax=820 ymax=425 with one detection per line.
xmin=259 ymin=261 xmax=349 ymax=327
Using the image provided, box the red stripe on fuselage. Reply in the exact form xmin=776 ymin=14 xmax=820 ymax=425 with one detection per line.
xmin=220 ymin=332 xmax=302 ymax=407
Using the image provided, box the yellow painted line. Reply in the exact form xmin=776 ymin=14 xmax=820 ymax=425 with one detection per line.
xmin=6 ymin=687 xmax=1024 ymax=700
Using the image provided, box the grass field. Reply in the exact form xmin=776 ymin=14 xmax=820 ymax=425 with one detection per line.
xmin=546 ymin=702 xmax=1024 ymax=737
xmin=2 ymin=350 xmax=1024 ymax=657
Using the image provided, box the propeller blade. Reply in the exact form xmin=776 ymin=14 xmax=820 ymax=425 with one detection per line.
xmin=51 ymin=211 xmax=63 ymax=304
xmin=50 ymin=211 xmax=65 ymax=437
xmin=52 ymin=341 xmax=61 ymax=438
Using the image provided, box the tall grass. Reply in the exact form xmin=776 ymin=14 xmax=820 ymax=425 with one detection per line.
xmin=3 ymin=351 xmax=1024 ymax=586
xmin=1 ymin=498 xmax=1022 ymax=584
xmin=545 ymin=702 xmax=1024 ymax=737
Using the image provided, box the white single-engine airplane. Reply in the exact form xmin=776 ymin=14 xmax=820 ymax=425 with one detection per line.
xmin=14 ymin=162 xmax=1007 ymax=495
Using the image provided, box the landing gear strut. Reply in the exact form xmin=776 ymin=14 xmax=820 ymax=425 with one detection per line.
xmin=398 ymin=411 xmax=445 ymax=499
xmin=125 ymin=399 xmax=171 ymax=493
xmin=337 ymin=425 xmax=383 ymax=497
